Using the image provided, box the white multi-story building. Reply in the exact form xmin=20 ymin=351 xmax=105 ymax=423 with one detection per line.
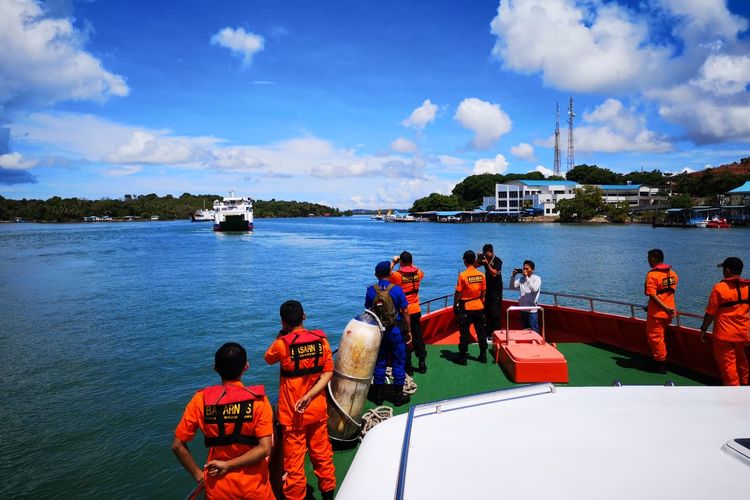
xmin=595 ymin=184 xmax=668 ymax=210
xmin=494 ymin=180 xmax=580 ymax=217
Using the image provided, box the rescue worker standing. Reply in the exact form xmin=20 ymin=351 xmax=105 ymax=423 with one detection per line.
xmin=477 ymin=243 xmax=503 ymax=342
xmin=454 ymin=250 xmax=487 ymax=365
xmin=172 ymin=342 xmax=275 ymax=500
xmin=644 ymin=248 xmax=679 ymax=374
xmin=699 ymin=257 xmax=750 ymax=386
xmin=264 ymin=301 xmax=336 ymax=500
xmin=390 ymin=251 xmax=427 ymax=374
xmin=367 ymin=260 xmax=411 ymax=406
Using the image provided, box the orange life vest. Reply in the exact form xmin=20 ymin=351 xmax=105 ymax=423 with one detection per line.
xmin=649 ymin=264 xmax=677 ymax=295
xmin=717 ymin=277 xmax=750 ymax=309
xmin=279 ymin=329 xmax=327 ymax=378
xmin=202 ymin=383 xmax=265 ymax=448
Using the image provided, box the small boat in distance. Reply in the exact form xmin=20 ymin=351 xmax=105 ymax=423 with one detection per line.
xmin=370 ymin=209 xmax=384 ymax=220
xmin=190 ymin=201 xmax=215 ymax=222
xmin=706 ymin=217 xmax=731 ymax=228
xmin=213 ymin=191 xmax=253 ymax=232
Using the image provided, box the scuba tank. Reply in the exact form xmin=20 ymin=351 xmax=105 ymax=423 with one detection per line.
xmin=326 ymin=310 xmax=383 ymax=443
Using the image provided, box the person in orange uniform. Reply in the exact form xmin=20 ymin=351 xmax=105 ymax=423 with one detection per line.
xmin=644 ymin=248 xmax=678 ymax=374
xmin=453 ymin=250 xmax=487 ymax=365
xmin=390 ymin=251 xmax=427 ymax=374
xmin=699 ymin=257 xmax=750 ymax=386
xmin=264 ymin=300 xmax=336 ymax=500
xmin=172 ymin=342 xmax=275 ymax=500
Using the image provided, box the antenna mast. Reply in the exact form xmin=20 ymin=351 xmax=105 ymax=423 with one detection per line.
xmin=567 ymin=97 xmax=575 ymax=172
xmin=553 ymin=102 xmax=561 ymax=176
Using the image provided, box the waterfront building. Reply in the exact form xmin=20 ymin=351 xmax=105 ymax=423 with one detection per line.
xmin=723 ymin=181 xmax=750 ymax=224
xmin=595 ymin=184 xmax=668 ymax=211
xmin=494 ymin=180 xmax=579 ymax=217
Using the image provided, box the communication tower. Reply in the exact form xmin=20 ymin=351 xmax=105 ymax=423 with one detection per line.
xmin=567 ymin=97 xmax=575 ymax=172
xmin=553 ymin=102 xmax=561 ymax=176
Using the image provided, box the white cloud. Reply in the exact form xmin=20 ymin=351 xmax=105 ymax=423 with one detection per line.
xmin=437 ymin=155 xmax=468 ymax=167
xmin=489 ymin=0 xmax=750 ymax=144
xmin=103 ymin=165 xmax=142 ymax=177
xmin=102 ymin=131 xmax=217 ymax=165
xmin=390 ymin=137 xmax=418 ymax=153
xmin=212 ymin=147 xmax=266 ymax=170
xmin=0 ymin=0 xmax=128 ymax=118
xmin=534 ymin=165 xmax=555 ymax=178
xmin=211 ymin=27 xmax=265 ymax=66
xmin=0 ymin=152 xmax=37 ymax=169
xmin=537 ymin=99 xmax=672 ymax=153
xmin=472 ymin=154 xmax=509 ymax=175
xmin=694 ymin=54 xmax=750 ymax=96
xmin=402 ymin=99 xmax=439 ymax=129
xmin=490 ymin=0 xmax=670 ymax=93
xmin=511 ymin=142 xmax=535 ymax=161
xmin=454 ymin=98 xmax=512 ymax=149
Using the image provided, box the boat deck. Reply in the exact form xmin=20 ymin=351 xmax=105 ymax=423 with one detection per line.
xmin=310 ymin=341 xmax=715 ymax=497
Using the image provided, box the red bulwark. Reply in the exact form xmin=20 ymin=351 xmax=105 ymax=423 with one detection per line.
xmin=493 ymin=329 xmax=569 ymax=383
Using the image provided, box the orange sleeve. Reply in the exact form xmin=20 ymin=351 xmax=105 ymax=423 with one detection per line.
xmin=419 ymin=269 xmax=425 ymax=281
xmin=644 ymin=272 xmax=657 ymax=296
xmin=174 ymin=391 xmax=203 ymax=442
xmin=389 ymin=272 xmax=400 ymax=285
xmin=253 ymin=397 xmax=274 ymax=438
xmin=705 ymin=284 xmax=722 ymax=316
xmin=455 ymin=273 xmax=464 ymax=293
xmin=322 ymin=339 xmax=334 ymax=373
xmin=264 ymin=339 xmax=283 ymax=364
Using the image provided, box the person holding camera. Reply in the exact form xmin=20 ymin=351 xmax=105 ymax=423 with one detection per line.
xmin=509 ymin=260 xmax=542 ymax=332
xmin=477 ymin=243 xmax=503 ymax=342
xmin=453 ymin=250 xmax=487 ymax=365
xmin=390 ymin=251 xmax=427 ymax=374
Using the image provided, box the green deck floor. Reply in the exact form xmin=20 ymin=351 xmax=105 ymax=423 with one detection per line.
xmin=304 ymin=342 xmax=717 ymax=498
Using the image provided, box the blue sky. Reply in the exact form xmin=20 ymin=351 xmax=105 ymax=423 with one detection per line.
xmin=1 ymin=0 xmax=750 ymax=208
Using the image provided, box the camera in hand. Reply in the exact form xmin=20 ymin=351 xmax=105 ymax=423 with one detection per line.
xmin=476 ymin=252 xmax=486 ymax=263
xmin=513 ymin=268 xmax=523 ymax=274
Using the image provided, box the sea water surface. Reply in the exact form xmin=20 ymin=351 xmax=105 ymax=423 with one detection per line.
xmin=0 ymin=217 xmax=747 ymax=498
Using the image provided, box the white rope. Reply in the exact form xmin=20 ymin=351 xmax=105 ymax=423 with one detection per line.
xmin=383 ymin=367 xmax=418 ymax=394
xmin=359 ymin=406 xmax=393 ymax=440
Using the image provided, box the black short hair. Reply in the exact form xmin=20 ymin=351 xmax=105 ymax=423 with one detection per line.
xmin=214 ymin=342 xmax=247 ymax=381
xmin=482 ymin=243 xmax=493 ymax=253
xmin=280 ymin=300 xmax=304 ymax=327
xmin=523 ymin=259 xmax=535 ymax=270
xmin=722 ymin=257 xmax=744 ymax=275
xmin=400 ymin=251 xmax=413 ymax=265
xmin=463 ymin=250 xmax=476 ymax=265
xmin=648 ymin=248 xmax=664 ymax=262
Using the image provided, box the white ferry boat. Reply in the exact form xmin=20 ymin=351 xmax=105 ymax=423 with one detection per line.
xmin=213 ymin=191 xmax=253 ymax=231
xmin=190 ymin=209 xmax=215 ymax=222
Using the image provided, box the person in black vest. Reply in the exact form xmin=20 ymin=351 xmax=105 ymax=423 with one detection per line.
xmin=477 ymin=243 xmax=503 ymax=343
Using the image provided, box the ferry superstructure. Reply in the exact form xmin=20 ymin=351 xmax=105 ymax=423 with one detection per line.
xmin=213 ymin=191 xmax=253 ymax=231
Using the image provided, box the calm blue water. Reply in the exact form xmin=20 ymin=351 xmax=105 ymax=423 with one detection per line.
xmin=0 ymin=218 xmax=747 ymax=498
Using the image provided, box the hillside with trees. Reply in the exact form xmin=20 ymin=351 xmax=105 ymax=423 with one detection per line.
xmin=410 ymin=158 xmax=750 ymax=214
xmin=0 ymin=193 xmax=349 ymax=222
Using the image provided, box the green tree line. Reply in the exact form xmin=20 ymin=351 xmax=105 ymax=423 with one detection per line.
xmin=410 ymin=160 xmax=750 ymax=213
xmin=0 ymin=193 xmax=349 ymax=222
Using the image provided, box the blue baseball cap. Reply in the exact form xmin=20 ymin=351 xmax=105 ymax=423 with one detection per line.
xmin=375 ymin=261 xmax=391 ymax=276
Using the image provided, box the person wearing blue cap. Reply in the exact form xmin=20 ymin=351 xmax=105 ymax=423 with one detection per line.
xmin=365 ymin=260 xmax=411 ymax=406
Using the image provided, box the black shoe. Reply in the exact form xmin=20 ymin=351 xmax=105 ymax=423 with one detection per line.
xmin=656 ymin=361 xmax=667 ymax=374
xmin=478 ymin=351 xmax=487 ymax=364
xmin=393 ymin=385 xmax=411 ymax=407
xmin=417 ymin=359 xmax=427 ymax=374
xmin=369 ymin=384 xmax=385 ymax=405
xmin=321 ymin=488 xmax=335 ymax=500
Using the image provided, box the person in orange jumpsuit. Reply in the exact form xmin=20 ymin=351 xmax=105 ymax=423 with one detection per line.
xmin=453 ymin=250 xmax=487 ymax=365
xmin=644 ymin=248 xmax=678 ymax=374
xmin=172 ymin=342 xmax=275 ymax=500
xmin=264 ymin=300 xmax=336 ymax=500
xmin=390 ymin=251 xmax=427 ymax=374
xmin=699 ymin=257 xmax=750 ymax=386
